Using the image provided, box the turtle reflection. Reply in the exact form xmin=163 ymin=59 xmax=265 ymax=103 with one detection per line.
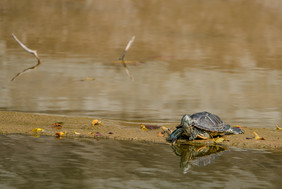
xmin=171 ymin=144 xmax=226 ymax=174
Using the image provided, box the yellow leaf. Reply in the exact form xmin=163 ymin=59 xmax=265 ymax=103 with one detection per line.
xmin=56 ymin=131 xmax=64 ymax=137
xmin=276 ymin=124 xmax=282 ymax=131
xmin=32 ymin=128 xmax=44 ymax=132
xmin=214 ymin=137 xmax=225 ymax=144
xmin=140 ymin=124 xmax=161 ymax=130
xmin=253 ymin=131 xmax=265 ymax=140
xmin=140 ymin=124 xmax=147 ymax=131
xmin=73 ymin=131 xmax=80 ymax=135
xmin=92 ymin=120 xmax=102 ymax=126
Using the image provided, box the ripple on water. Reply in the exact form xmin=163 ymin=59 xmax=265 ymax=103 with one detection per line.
xmin=0 ymin=135 xmax=281 ymax=189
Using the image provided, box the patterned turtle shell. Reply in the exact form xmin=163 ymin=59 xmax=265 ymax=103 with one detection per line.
xmin=190 ymin=112 xmax=231 ymax=133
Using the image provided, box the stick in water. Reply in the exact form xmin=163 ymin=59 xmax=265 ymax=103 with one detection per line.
xmin=11 ymin=33 xmax=42 ymax=81
xmin=119 ymin=36 xmax=135 ymax=61
xmin=119 ymin=36 xmax=135 ymax=81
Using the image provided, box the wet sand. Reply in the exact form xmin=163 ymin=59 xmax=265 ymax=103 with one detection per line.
xmin=1 ymin=111 xmax=281 ymax=150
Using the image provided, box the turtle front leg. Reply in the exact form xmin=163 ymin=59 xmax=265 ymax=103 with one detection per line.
xmin=188 ymin=128 xmax=199 ymax=141
xmin=167 ymin=127 xmax=184 ymax=144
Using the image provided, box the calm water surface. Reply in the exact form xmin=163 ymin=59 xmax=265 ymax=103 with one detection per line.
xmin=0 ymin=135 xmax=282 ymax=189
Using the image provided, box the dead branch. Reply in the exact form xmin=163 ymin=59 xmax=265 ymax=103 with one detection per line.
xmin=11 ymin=33 xmax=42 ymax=81
xmin=119 ymin=36 xmax=135 ymax=61
xmin=119 ymin=36 xmax=135 ymax=81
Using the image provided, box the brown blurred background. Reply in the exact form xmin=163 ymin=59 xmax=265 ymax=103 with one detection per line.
xmin=0 ymin=0 xmax=282 ymax=127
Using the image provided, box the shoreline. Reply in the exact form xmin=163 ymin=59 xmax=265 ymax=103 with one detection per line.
xmin=1 ymin=111 xmax=281 ymax=150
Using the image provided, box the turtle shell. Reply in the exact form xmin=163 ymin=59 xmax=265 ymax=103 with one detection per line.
xmin=190 ymin=112 xmax=230 ymax=133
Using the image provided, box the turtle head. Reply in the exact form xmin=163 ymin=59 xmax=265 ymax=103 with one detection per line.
xmin=180 ymin=114 xmax=192 ymax=128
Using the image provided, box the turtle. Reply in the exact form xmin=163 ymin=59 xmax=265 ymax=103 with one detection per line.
xmin=167 ymin=111 xmax=244 ymax=142
xmin=171 ymin=144 xmax=226 ymax=174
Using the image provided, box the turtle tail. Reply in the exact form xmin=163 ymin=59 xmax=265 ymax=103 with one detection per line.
xmin=167 ymin=127 xmax=184 ymax=143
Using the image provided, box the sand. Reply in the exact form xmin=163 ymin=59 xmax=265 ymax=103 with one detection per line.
xmin=1 ymin=111 xmax=281 ymax=150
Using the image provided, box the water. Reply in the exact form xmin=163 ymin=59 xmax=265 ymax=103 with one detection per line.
xmin=0 ymin=135 xmax=281 ymax=189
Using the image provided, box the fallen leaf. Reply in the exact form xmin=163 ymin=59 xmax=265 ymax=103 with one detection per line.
xmin=56 ymin=131 xmax=65 ymax=137
xmin=140 ymin=124 xmax=147 ymax=131
xmin=246 ymin=137 xmax=254 ymax=140
xmin=253 ymin=131 xmax=265 ymax=140
xmin=140 ymin=124 xmax=161 ymax=130
xmin=32 ymin=128 xmax=44 ymax=132
xmin=51 ymin=122 xmax=63 ymax=129
xmin=94 ymin=132 xmax=102 ymax=137
xmin=276 ymin=124 xmax=282 ymax=131
xmin=213 ymin=137 xmax=225 ymax=144
xmin=108 ymin=132 xmax=113 ymax=134
xmin=92 ymin=120 xmax=102 ymax=126
xmin=52 ymin=122 xmax=63 ymax=125
xmin=158 ymin=131 xmax=165 ymax=137
xmin=72 ymin=131 xmax=80 ymax=135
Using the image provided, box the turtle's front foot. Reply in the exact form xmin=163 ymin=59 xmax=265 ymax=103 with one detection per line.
xmin=188 ymin=129 xmax=198 ymax=141
xmin=188 ymin=136 xmax=195 ymax=141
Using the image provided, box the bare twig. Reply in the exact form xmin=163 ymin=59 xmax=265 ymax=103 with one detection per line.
xmin=11 ymin=33 xmax=42 ymax=81
xmin=119 ymin=36 xmax=135 ymax=61
xmin=119 ymin=36 xmax=135 ymax=80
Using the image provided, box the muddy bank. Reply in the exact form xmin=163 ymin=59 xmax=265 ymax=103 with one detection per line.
xmin=0 ymin=111 xmax=281 ymax=150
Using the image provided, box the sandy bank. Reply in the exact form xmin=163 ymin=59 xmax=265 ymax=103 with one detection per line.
xmin=0 ymin=111 xmax=281 ymax=150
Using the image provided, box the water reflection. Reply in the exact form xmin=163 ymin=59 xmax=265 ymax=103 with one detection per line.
xmin=171 ymin=144 xmax=226 ymax=174
xmin=0 ymin=135 xmax=282 ymax=188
